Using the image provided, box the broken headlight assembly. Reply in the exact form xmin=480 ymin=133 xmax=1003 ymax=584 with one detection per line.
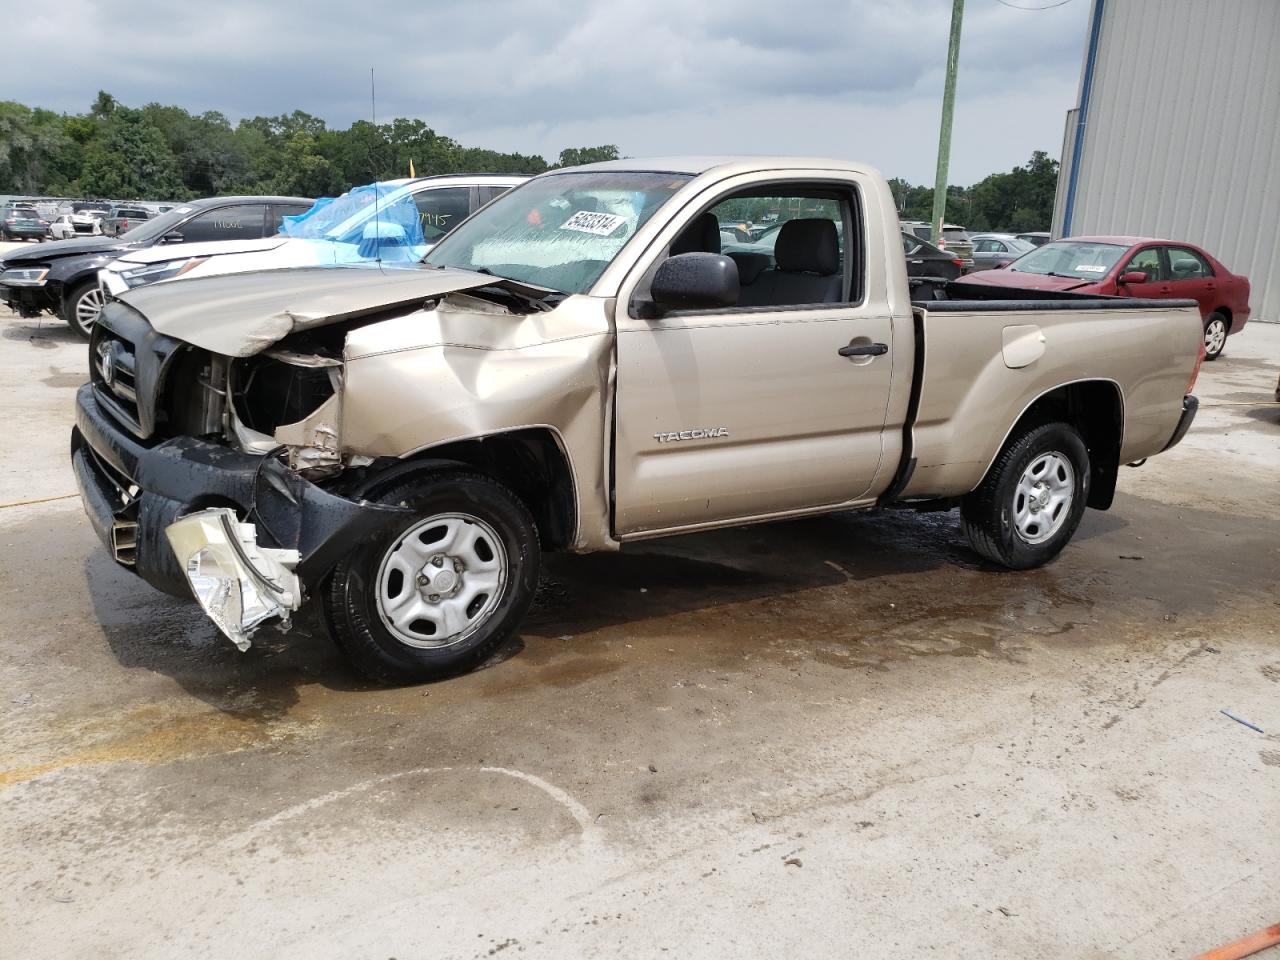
xmin=166 ymin=508 xmax=301 ymax=651
xmin=230 ymin=348 xmax=345 ymax=478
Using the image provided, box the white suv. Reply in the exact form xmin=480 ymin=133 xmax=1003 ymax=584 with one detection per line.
xmin=100 ymin=174 xmax=526 ymax=294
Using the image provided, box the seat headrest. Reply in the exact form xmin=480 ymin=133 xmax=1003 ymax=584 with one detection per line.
xmin=670 ymin=212 xmax=721 ymax=256
xmin=1172 ymin=257 xmax=1200 ymax=275
xmin=775 ymin=219 xmax=839 ymax=275
xmin=727 ymin=251 xmax=771 ymax=285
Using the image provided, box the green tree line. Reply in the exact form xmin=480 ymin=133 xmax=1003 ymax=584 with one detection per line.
xmin=888 ymin=150 xmax=1059 ymax=233
xmin=0 ymin=91 xmax=1057 ymax=231
xmin=0 ymin=91 xmax=620 ymax=201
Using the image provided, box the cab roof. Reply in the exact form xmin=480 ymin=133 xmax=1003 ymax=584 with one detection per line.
xmin=551 ymin=155 xmax=883 ymax=179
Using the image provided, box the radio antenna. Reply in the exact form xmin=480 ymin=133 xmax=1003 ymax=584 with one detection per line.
xmin=369 ymin=67 xmax=384 ymax=270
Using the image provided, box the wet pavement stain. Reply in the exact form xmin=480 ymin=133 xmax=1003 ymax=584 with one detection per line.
xmin=0 ymin=701 xmax=311 ymax=789
xmin=40 ymin=366 xmax=87 ymax=389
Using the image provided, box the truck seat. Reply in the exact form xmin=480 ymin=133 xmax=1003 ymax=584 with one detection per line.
xmin=670 ymin=212 xmax=721 ymax=255
xmin=737 ymin=219 xmax=842 ymax=306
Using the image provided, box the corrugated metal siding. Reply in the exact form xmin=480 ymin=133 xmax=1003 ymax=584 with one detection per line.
xmin=1065 ymin=0 xmax=1280 ymax=322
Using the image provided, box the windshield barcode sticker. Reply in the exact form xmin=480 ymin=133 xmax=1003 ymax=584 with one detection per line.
xmin=1074 ymin=264 xmax=1107 ymax=272
xmin=559 ymin=211 xmax=626 ymax=236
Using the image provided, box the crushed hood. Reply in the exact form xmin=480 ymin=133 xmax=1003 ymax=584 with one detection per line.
xmin=116 ymin=265 xmax=494 ymax=356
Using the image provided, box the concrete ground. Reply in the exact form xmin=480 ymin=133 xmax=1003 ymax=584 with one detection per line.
xmin=0 ymin=285 xmax=1277 ymax=959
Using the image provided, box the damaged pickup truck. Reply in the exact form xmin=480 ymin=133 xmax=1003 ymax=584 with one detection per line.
xmin=72 ymin=157 xmax=1204 ymax=683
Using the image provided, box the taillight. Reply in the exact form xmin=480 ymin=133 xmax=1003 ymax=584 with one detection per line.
xmin=1186 ymin=339 xmax=1205 ymax=394
xmin=121 ymin=219 xmax=129 ymax=229
xmin=951 ymin=258 xmax=964 ymax=268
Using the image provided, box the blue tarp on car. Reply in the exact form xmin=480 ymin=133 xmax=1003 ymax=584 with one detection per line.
xmin=277 ymin=182 xmax=427 ymax=262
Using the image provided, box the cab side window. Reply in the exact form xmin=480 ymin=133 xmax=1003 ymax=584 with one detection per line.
xmin=1165 ymin=246 xmax=1213 ymax=279
xmin=661 ymin=186 xmax=859 ymax=310
xmin=179 ymin=204 xmax=267 ymax=242
xmin=413 ymin=187 xmax=471 ymax=242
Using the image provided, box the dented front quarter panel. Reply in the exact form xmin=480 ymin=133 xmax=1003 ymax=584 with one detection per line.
xmin=340 ymin=292 xmax=617 ymax=551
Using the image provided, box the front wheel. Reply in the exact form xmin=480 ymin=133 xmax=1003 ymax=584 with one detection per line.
xmin=961 ymin=422 xmax=1090 ymax=569
xmin=1202 ymin=312 xmax=1228 ymax=360
xmin=324 ymin=469 xmax=541 ymax=684
xmin=62 ymin=280 xmax=105 ymax=340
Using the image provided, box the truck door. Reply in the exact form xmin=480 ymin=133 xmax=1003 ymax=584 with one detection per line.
xmin=612 ymin=178 xmax=895 ymax=536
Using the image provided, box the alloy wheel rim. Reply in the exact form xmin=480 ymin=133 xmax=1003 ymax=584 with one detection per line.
xmin=1204 ymin=319 xmax=1226 ymax=354
xmin=1012 ymin=451 xmax=1074 ymax=544
xmin=374 ymin=512 xmax=508 ymax=649
xmin=77 ymin=287 xmax=105 ymax=330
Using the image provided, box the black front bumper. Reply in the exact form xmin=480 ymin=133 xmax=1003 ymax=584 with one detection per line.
xmin=72 ymin=383 xmax=410 ymax=599
xmin=1161 ymin=394 xmax=1199 ymax=453
xmin=0 ymin=282 xmax=57 ymax=316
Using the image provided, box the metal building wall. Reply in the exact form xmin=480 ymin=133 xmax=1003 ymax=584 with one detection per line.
xmin=1054 ymin=0 xmax=1280 ymax=322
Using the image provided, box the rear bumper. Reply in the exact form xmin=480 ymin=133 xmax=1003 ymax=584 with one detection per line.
xmin=72 ymin=383 xmax=411 ymax=600
xmin=1161 ymin=394 xmax=1199 ymax=452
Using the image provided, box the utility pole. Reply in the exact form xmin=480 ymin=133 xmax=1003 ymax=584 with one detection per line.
xmin=931 ymin=0 xmax=964 ymax=245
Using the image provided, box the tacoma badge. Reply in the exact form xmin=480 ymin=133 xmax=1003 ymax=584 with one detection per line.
xmin=653 ymin=427 xmax=730 ymax=443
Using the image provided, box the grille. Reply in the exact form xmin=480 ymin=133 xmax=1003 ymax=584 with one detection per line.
xmin=89 ymin=301 xmax=188 ymax=439
xmin=91 ymin=327 xmax=143 ymax=432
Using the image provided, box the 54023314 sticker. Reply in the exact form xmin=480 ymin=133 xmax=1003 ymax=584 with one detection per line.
xmin=559 ymin=210 xmax=627 ymax=236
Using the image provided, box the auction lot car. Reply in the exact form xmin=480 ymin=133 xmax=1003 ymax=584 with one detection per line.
xmin=1 ymin=204 xmax=47 ymax=241
xmin=71 ymin=156 xmax=1204 ymax=684
xmin=967 ymin=233 xmax=1035 ymax=271
xmin=99 ymin=175 xmax=524 ymax=295
xmin=0 ymin=194 xmax=311 ymax=338
xmin=99 ymin=205 xmax=152 ymax=237
xmin=962 ymin=235 xmax=1251 ymax=359
xmin=46 ymin=214 xmax=77 ymax=240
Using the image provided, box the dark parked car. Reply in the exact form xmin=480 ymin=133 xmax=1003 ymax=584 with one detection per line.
xmin=0 ymin=195 xmax=311 ymax=338
xmin=100 ymin=205 xmax=152 ymax=237
xmin=1 ymin=204 xmax=47 ymax=242
xmin=958 ymin=235 xmax=1252 ymax=359
xmin=903 ymin=231 xmax=964 ymax=299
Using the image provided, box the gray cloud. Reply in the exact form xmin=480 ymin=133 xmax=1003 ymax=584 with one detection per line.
xmin=15 ymin=0 xmax=1089 ymax=182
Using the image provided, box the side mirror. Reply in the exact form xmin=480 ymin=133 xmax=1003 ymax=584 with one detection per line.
xmin=650 ymin=253 xmax=739 ymax=311
xmin=1119 ymin=270 xmax=1148 ymax=285
xmin=163 ymin=231 xmax=185 ymax=244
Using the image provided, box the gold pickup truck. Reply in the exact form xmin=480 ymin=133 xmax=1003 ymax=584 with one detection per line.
xmin=72 ymin=157 xmax=1204 ymax=683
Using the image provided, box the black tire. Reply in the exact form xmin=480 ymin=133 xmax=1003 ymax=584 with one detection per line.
xmin=961 ymin=421 xmax=1090 ymax=570
xmin=62 ymin=279 xmax=104 ymax=340
xmin=1202 ymin=312 xmax=1228 ymax=361
xmin=324 ymin=469 xmax=540 ymax=684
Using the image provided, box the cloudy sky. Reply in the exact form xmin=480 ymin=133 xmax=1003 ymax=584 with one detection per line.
xmin=20 ymin=0 xmax=1089 ymax=184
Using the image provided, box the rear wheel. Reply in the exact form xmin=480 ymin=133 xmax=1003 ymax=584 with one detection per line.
xmin=324 ymin=469 xmax=540 ymax=684
xmin=1202 ymin=312 xmax=1228 ymax=360
xmin=961 ymin=422 xmax=1090 ymax=569
xmin=62 ymin=280 xmax=104 ymax=340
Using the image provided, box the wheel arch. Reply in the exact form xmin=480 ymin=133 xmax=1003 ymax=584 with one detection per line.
xmin=987 ymin=379 xmax=1125 ymax=510
xmin=362 ymin=426 xmax=579 ymax=551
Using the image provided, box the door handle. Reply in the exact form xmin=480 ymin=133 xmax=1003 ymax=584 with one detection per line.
xmin=838 ymin=343 xmax=888 ymax=358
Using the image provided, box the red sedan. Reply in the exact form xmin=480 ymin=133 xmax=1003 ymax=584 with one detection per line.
xmin=960 ymin=236 xmax=1251 ymax=359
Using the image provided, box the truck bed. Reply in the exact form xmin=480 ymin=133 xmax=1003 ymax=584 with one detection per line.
xmin=896 ymin=287 xmax=1203 ymax=502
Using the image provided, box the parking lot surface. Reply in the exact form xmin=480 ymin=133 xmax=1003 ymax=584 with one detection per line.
xmin=1 ymin=296 xmax=1277 ymax=959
